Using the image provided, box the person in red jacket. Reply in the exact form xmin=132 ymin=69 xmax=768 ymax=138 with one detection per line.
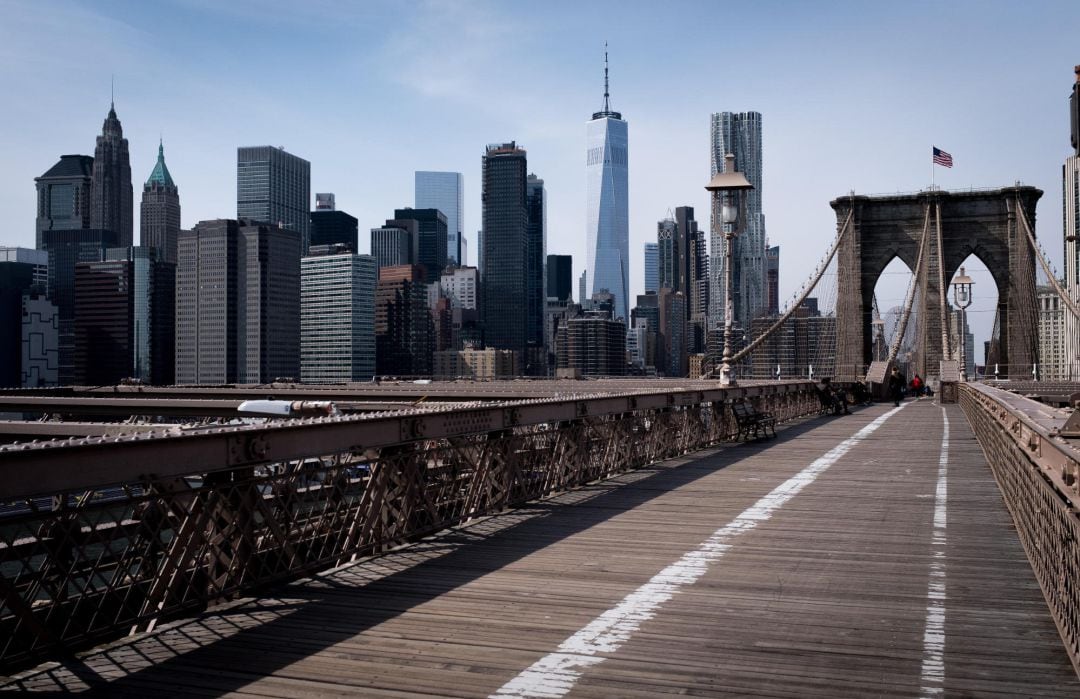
xmin=911 ymin=374 xmax=923 ymax=397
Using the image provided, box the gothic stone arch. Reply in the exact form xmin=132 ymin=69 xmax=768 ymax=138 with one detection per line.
xmin=831 ymin=186 xmax=1041 ymax=380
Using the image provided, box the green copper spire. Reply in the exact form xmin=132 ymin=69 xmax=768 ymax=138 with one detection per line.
xmin=145 ymin=139 xmax=175 ymax=188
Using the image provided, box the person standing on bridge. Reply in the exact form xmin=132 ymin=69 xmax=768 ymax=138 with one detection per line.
xmin=888 ymin=366 xmax=906 ymax=407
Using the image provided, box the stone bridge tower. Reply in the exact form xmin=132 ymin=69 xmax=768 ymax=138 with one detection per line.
xmin=830 ymin=186 xmax=1042 ymax=381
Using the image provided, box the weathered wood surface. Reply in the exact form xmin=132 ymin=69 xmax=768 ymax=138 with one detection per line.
xmin=4 ymin=401 xmax=1077 ymax=697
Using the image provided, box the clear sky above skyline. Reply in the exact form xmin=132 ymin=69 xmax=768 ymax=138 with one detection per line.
xmin=2 ymin=0 xmax=1077 ymax=360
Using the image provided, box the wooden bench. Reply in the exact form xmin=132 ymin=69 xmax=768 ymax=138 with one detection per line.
xmin=731 ymin=400 xmax=777 ymax=441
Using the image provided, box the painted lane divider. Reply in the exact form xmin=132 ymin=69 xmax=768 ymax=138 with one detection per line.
xmin=492 ymin=404 xmax=906 ymax=699
xmin=920 ymin=407 xmax=950 ymax=697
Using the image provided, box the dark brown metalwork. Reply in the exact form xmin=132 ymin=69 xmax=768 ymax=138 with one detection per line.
xmin=0 ymin=382 xmax=818 ymax=671
xmin=959 ymin=382 xmax=1080 ymax=677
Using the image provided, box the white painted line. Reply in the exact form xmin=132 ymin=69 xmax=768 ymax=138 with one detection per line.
xmin=920 ymin=407 xmax=950 ymax=697
xmin=491 ymin=405 xmax=906 ymax=699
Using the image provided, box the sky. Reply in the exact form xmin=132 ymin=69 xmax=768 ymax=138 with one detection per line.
xmin=1 ymin=0 xmax=1077 ymax=363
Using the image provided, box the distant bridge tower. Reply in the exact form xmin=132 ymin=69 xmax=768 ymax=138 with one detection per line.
xmin=831 ymin=187 xmax=1042 ymax=381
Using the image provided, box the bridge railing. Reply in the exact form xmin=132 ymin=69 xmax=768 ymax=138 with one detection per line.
xmin=0 ymin=381 xmax=819 ymax=672
xmin=959 ymin=382 xmax=1080 ymax=676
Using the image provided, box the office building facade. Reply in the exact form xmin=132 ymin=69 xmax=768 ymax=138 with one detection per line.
xmin=766 ymin=245 xmax=780 ymax=315
xmin=41 ymin=228 xmax=118 ymax=384
xmin=176 ymin=220 xmax=241 ymax=384
xmin=301 ymin=252 xmax=376 ymax=382
xmin=238 ymin=221 xmax=302 ymax=383
xmin=394 ymin=208 xmax=448 ymax=282
xmin=74 ymin=258 xmax=133 ymax=385
xmin=710 ymin=111 xmax=765 ymax=343
xmin=91 ymin=103 xmax=134 ymax=247
xmin=141 ymin=141 xmax=181 ymax=264
xmin=371 ymin=221 xmax=416 ymax=269
xmin=557 ymin=313 xmax=626 ymax=376
xmin=310 ymin=193 xmax=359 ymax=251
xmin=21 ymin=291 xmax=58 ymax=387
xmin=481 ymin=142 xmax=529 ymax=359
xmin=237 ymin=146 xmax=311 ymax=252
xmin=547 ymin=254 xmax=572 ymax=302
xmin=525 ymin=174 xmax=547 ymax=371
xmin=415 ymin=171 xmax=464 ymax=264
xmin=375 ymin=264 xmax=433 ymax=376
xmin=0 ymin=258 xmax=39 ymax=387
xmin=35 ymin=155 xmax=94 ymax=248
xmin=1064 ymin=66 xmax=1080 ymax=377
xmin=585 ymin=53 xmax=629 ymax=321
xmin=644 ymin=242 xmax=658 ymax=293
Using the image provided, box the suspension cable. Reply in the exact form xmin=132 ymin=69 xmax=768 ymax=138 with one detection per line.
xmin=725 ymin=208 xmax=854 ymax=367
xmin=888 ymin=203 xmax=931 ymax=364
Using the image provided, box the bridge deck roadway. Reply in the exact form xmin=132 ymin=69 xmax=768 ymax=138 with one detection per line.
xmin=4 ymin=401 xmax=1078 ymax=697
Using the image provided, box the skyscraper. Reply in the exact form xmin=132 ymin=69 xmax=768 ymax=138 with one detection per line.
xmin=371 ymin=221 xmax=416 ymax=269
xmin=175 ymin=219 xmax=300 ymax=384
xmin=710 ymin=111 xmax=765 ymax=342
xmin=301 ymin=251 xmax=377 ymax=382
xmin=525 ymin=174 xmax=547 ymax=371
xmin=547 ymin=255 xmax=572 ymax=302
xmin=238 ymin=221 xmax=302 ymax=383
xmin=237 ymin=146 xmax=311 ymax=252
xmin=41 ymin=228 xmax=118 ymax=384
xmin=585 ymin=49 xmax=629 ymax=321
xmin=394 ymin=208 xmax=448 ymax=282
xmin=657 ymin=218 xmax=675 ymax=289
xmin=375 ymin=265 xmax=433 ymax=376
xmin=643 ymin=242 xmax=658 ymax=293
xmin=176 ymin=220 xmax=241 ymax=384
xmin=74 ymin=257 xmax=133 ymax=385
xmin=766 ymin=245 xmax=780 ymax=315
xmin=310 ymin=192 xmax=359 ymax=251
xmin=0 ymin=253 xmax=42 ymax=387
xmin=481 ymin=142 xmax=528 ymax=360
xmin=35 ymin=155 xmax=93 ymax=249
xmin=140 ymin=141 xmax=180 ymax=263
xmin=1064 ymin=66 xmax=1080 ymax=378
xmin=90 ymin=103 xmax=133 ymax=247
xmin=415 ymin=171 xmax=464 ymax=265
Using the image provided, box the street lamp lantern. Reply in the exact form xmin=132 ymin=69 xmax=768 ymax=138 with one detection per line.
xmin=706 ymin=153 xmax=754 ymax=387
xmin=951 ymin=266 xmax=974 ymax=381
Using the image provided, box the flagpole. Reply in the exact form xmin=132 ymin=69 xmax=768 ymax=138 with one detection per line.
xmin=931 ymin=146 xmax=935 ymax=191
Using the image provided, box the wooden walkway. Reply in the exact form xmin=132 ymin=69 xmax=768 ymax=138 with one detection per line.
xmin=5 ymin=401 xmax=1078 ymax=697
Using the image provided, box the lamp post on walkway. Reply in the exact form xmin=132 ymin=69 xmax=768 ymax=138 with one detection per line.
xmin=951 ymin=266 xmax=973 ymax=381
xmin=706 ymin=153 xmax=754 ymax=387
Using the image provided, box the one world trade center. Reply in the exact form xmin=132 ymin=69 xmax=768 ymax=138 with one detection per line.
xmin=585 ymin=48 xmax=629 ymax=321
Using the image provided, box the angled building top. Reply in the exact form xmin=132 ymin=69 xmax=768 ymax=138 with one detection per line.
xmin=38 ymin=154 xmax=94 ymax=180
xmin=145 ymin=140 xmax=175 ymax=188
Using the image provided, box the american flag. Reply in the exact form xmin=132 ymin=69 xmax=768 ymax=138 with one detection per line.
xmin=932 ymin=147 xmax=953 ymax=168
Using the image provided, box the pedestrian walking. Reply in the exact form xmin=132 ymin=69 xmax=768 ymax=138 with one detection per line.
xmin=888 ymin=366 xmax=906 ymax=407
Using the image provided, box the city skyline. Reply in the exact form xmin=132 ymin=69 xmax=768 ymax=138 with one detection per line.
xmin=2 ymin=1 xmax=1079 ymax=356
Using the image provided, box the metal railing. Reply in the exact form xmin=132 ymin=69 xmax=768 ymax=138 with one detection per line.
xmin=0 ymin=382 xmax=819 ymax=672
xmin=959 ymin=382 xmax=1080 ymax=676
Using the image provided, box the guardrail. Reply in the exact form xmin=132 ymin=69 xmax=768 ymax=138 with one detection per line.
xmin=959 ymin=383 xmax=1080 ymax=676
xmin=0 ymin=381 xmax=819 ymax=672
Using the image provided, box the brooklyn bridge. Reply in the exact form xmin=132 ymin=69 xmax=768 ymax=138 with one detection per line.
xmin=2 ymin=185 xmax=1080 ymax=696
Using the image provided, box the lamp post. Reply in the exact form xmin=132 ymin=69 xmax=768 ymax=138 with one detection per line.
xmin=706 ymin=153 xmax=754 ymax=386
xmin=951 ymin=266 xmax=973 ymax=381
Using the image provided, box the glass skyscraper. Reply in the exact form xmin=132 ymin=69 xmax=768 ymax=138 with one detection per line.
xmin=237 ymin=146 xmax=311 ymax=253
xmin=709 ymin=111 xmax=765 ymax=341
xmin=644 ymin=242 xmax=658 ymax=294
xmin=415 ymin=171 xmax=464 ymax=265
xmin=481 ymin=142 xmax=528 ymax=360
xmin=585 ymin=52 xmax=629 ymax=321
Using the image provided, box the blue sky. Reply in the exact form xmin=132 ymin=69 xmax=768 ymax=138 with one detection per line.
xmin=2 ymin=0 xmax=1077 ymax=359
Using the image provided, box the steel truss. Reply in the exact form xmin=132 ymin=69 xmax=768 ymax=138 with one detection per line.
xmin=0 ymin=382 xmax=818 ymax=671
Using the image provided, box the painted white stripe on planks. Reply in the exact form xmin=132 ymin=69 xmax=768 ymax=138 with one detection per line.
xmin=491 ymin=405 xmax=906 ymax=699
xmin=920 ymin=407 xmax=950 ymax=696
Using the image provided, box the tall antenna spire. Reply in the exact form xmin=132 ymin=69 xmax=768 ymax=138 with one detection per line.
xmin=603 ymin=42 xmax=610 ymax=113
xmin=111 ymin=74 xmax=114 ymax=109
xmin=590 ymin=42 xmax=621 ymax=120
